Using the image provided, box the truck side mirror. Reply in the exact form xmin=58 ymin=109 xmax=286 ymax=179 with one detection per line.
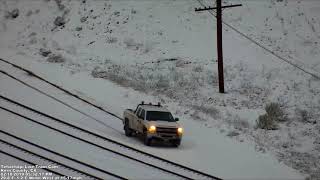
xmin=175 ymin=118 xmax=179 ymax=121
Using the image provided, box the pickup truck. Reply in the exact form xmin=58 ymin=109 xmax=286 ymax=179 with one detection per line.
xmin=123 ymin=102 xmax=183 ymax=147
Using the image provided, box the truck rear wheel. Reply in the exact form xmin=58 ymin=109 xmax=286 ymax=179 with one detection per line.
xmin=124 ymin=120 xmax=133 ymax=137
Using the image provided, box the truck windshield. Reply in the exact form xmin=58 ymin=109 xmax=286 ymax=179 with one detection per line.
xmin=146 ymin=111 xmax=175 ymax=122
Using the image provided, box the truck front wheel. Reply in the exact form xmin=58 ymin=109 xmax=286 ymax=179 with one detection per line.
xmin=124 ymin=120 xmax=133 ymax=137
xmin=143 ymin=131 xmax=152 ymax=146
xmin=172 ymin=139 xmax=181 ymax=147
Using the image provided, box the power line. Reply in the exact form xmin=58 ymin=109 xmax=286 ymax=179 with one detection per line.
xmin=195 ymin=0 xmax=320 ymax=80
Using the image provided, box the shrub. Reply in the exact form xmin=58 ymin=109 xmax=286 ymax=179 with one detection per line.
xmin=256 ymin=102 xmax=286 ymax=130
xmin=39 ymin=48 xmax=51 ymax=57
xmin=192 ymin=105 xmax=220 ymax=120
xmin=106 ymin=37 xmax=117 ymax=44
xmin=265 ymin=102 xmax=286 ymax=122
xmin=54 ymin=16 xmax=65 ymax=26
xmin=47 ymin=54 xmax=65 ymax=63
xmin=256 ymin=114 xmax=278 ymax=130
xmin=227 ymin=130 xmax=240 ymax=137
xmin=5 ymin=9 xmax=19 ymax=19
xmin=123 ymin=38 xmax=142 ymax=50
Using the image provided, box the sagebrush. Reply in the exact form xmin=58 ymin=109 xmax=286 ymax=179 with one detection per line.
xmin=256 ymin=102 xmax=286 ymax=130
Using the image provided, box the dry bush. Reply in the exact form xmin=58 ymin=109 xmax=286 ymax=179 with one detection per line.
xmin=225 ymin=114 xmax=250 ymax=131
xmin=192 ymin=105 xmax=220 ymax=120
xmin=256 ymin=114 xmax=278 ymax=130
xmin=39 ymin=48 xmax=51 ymax=57
xmin=54 ymin=16 xmax=65 ymax=26
xmin=5 ymin=9 xmax=19 ymax=19
xmin=123 ymin=38 xmax=142 ymax=50
xmin=90 ymin=60 xmax=216 ymax=101
xmin=256 ymin=102 xmax=286 ymax=130
xmin=295 ymin=108 xmax=316 ymax=124
xmin=227 ymin=130 xmax=240 ymax=137
xmin=192 ymin=65 xmax=203 ymax=73
xmin=47 ymin=54 xmax=65 ymax=63
xmin=265 ymin=102 xmax=286 ymax=122
xmin=106 ymin=37 xmax=117 ymax=44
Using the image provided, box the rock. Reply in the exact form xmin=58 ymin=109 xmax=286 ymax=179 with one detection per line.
xmin=39 ymin=48 xmax=51 ymax=57
xmin=54 ymin=16 xmax=65 ymax=26
xmin=47 ymin=54 xmax=65 ymax=63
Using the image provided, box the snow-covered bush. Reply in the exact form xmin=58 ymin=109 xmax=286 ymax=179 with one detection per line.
xmin=80 ymin=16 xmax=87 ymax=23
xmin=39 ymin=48 xmax=51 ymax=57
xmin=192 ymin=104 xmax=220 ymax=120
xmin=265 ymin=102 xmax=286 ymax=122
xmin=5 ymin=9 xmax=19 ymax=19
xmin=54 ymin=0 xmax=65 ymax=10
xmin=54 ymin=16 xmax=65 ymax=26
xmin=227 ymin=130 xmax=240 ymax=137
xmin=256 ymin=102 xmax=286 ymax=130
xmin=295 ymin=108 xmax=311 ymax=123
xmin=225 ymin=114 xmax=250 ymax=131
xmin=154 ymin=75 xmax=170 ymax=89
xmin=75 ymin=27 xmax=82 ymax=31
xmin=192 ymin=65 xmax=203 ymax=73
xmin=106 ymin=37 xmax=117 ymax=44
xmin=123 ymin=38 xmax=142 ymax=50
xmin=234 ymin=117 xmax=250 ymax=130
xmin=256 ymin=114 xmax=278 ymax=130
xmin=47 ymin=54 xmax=65 ymax=63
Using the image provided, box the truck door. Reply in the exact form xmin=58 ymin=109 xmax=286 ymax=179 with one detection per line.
xmin=137 ymin=109 xmax=146 ymax=132
xmin=134 ymin=107 xmax=142 ymax=130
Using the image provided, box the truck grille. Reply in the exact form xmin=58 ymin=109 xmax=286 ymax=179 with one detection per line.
xmin=156 ymin=127 xmax=177 ymax=135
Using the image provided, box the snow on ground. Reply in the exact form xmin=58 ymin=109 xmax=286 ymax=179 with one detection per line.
xmin=0 ymin=0 xmax=319 ymax=179
xmin=0 ymin=109 xmax=177 ymax=179
xmin=0 ymin=50 xmax=303 ymax=179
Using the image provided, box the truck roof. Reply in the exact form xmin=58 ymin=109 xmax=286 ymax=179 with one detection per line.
xmin=139 ymin=105 xmax=170 ymax=112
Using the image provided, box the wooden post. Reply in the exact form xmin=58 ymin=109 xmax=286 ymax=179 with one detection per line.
xmin=195 ymin=2 xmax=241 ymax=93
xmin=216 ymin=0 xmax=224 ymax=93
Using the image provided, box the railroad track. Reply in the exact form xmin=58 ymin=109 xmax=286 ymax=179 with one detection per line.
xmin=0 ymin=58 xmax=222 ymax=179
xmin=0 ymin=94 xmax=221 ymax=180
xmin=0 ymin=131 xmax=125 ymax=180
xmin=0 ymin=58 xmax=123 ymax=120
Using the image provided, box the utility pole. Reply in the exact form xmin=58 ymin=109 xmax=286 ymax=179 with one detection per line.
xmin=195 ymin=1 xmax=241 ymax=93
xmin=217 ymin=0 xmax=224 ymax=93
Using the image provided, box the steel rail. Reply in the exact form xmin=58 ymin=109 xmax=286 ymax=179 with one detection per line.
xmin=0 ymin=101 xmax=193 ymax=180
xmin=0 ymin=137 xmax=108 ymax=180
xmin=0 ymin=58 xmax=222 ymax=180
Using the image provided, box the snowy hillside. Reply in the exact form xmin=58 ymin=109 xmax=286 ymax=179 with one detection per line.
xmin=0 ymin=0 xmax=319 ymax=179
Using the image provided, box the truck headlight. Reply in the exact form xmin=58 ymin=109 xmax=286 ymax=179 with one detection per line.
xmin=177 ymin=127 xmax=183 ymax=135
xmin=148 ymin=125 xmax=156 ymax=133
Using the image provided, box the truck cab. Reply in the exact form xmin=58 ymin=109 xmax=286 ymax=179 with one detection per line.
xmin=123 ymin=102 xmax=183 ymax=147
